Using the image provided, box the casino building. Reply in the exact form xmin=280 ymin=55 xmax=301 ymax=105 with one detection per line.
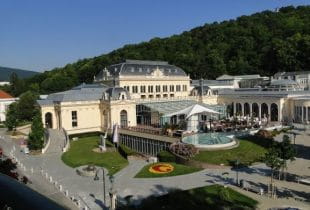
xmin=38 ymin=59 xmax=310 ymax=135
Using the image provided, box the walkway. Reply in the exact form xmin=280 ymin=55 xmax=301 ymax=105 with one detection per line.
xmin=1 ymin=126 xmax=309 ymax=209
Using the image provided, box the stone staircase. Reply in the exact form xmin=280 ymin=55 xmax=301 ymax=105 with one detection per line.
xmin=45 ymin=129 xmax=66 ymax=154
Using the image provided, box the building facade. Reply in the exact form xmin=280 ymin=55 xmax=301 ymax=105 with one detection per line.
xmin=38 ymin=60 xmax=310 ymax=135
xmin=0 ymin=90 xmax=17 ymax=122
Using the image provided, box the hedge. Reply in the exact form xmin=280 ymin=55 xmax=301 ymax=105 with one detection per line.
xmin=157 ymin=150 xmax=176 ymax=162
xmin=118 ymin=144 xmax=136 ymax=159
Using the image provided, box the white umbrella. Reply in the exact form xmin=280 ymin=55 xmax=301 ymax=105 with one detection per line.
xmin=164 ymin=104 xmax=219 ymax=119
xmin=112 ymin=124 xmax=119 ymax=143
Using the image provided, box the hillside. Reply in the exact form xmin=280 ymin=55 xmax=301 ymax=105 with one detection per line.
xmin=24 ymin=5 xmax=310 ymax=94
xmin=0 ymin=66 xmax=39 ymax=81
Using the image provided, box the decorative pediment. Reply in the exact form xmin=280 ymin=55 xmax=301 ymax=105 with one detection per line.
xmin=151 ymin=67 xmax=164 ymax=78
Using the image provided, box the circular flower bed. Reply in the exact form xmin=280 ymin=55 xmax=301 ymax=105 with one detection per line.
xmin=149 ymin=163 xmax=174 ymax=174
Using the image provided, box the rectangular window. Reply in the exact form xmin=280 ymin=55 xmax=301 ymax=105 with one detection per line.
xmin=169 ymin=85 xmax=174 ymax=92
xmin=72 ymin=111 xmax=78 ymax=127
xmin=132 ymin=86 xmax=138 ymax=93
xmin=148 ymin=85 xmax=153 ymax=93
xmin=163 ymin=85 xmax=168 ymax=92
xmin=156 ymin=85 xmax=161 ymax=92
xmin=176 ymin=85 xmax=181 ymax=92
xmin=140 ymin=86 xmax=146 ymax=93
xmin=182 ymin=85 xmax=187 ymax=91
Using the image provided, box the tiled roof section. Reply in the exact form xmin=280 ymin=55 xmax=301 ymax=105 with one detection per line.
xmin=95 ymin=59 xmax=187 ymax=80
xmin=0 ymin=90 xmax=13 ymax=99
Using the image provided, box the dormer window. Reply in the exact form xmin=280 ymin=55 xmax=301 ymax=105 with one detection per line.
xmin=131 ymin=67 xmax=135 ymax=72
xmin=139 ymin=68 xmax=142 ymax=72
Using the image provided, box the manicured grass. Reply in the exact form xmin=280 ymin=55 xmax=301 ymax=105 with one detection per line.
xmin=119 ymin=184 xmax=258 ymax=210
xmin=61 ymin=136 xmax=128 ymax=175
xmin=135 ymin=162 xmax=201 ymax=178
xmin=193 ymin=137 xmax=269 ymax=166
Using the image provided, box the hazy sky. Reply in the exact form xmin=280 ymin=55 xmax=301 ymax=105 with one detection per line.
xmin=1 ymin=0 xmax=309 ymax=72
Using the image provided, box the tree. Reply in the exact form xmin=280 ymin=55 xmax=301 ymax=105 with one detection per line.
xmin=4 ymin=103 xmax=18 ymax=131
xmin=264 ymin=147 xmax=282 ymax=197
xmin=9 ymin=72 xmax=26 ymax=96
xmin=28 ymin=111 xmax=44 ymax=150
xmin=16 ymin=91 xmax=39 ymax=122
xmin=278 ymin=135 xmax=296 ymax=180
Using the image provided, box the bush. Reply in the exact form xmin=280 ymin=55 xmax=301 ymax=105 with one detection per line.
xmin=157 ymin=150 xmax=176 ymax=162
xmin=169 ymin=142 xmax=199 ymax=158
xmin=254 ymin=129 xmax=273 ymax=140
xmin=118 ymin=144 xmax=136 ymax=159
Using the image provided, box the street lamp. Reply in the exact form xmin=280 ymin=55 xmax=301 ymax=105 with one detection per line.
xmin=94 ymin=168 xmax=106 ymax=205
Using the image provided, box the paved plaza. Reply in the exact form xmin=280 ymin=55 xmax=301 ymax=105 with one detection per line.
xmin=0 ymin=126 xmax=310 ymax=209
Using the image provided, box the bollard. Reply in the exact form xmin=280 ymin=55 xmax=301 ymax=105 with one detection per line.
xmin=65 ymin=190 xmax=69 ymax=197
xmin=31 ymin=168 xmax=34 ymax=173
xmin=45 ymin=172 xmax=48 ymax=179
xmin=59 ymin=184 xmax=62 ymax=192
xmin=24 ymin=166 xmax=26 ymax=172
xmin=54 ymin=181 xmax=58 ymax=187
xmin=41 ymin=169 xmax=44 ymax=175
xmin=70 ymin=196 xmax=74 ymax=201
xmin=49 ymin=176 xmax=53 ymax=183
xmin=84 ymin=206 xmax=88 ymax=210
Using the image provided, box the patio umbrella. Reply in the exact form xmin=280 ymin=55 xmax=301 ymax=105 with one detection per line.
xmin=112 ymin=124 xmax=119 ymax=144
xmin=164 ymin=104 xmax=219 ymax=119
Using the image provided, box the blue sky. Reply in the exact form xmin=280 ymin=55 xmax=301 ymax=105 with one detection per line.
xmin=0 ymin=0 xmax=309 ymax=72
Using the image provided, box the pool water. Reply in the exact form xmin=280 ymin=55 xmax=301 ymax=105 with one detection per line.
xmin=182 ymin=133 xmax=233 ymax=145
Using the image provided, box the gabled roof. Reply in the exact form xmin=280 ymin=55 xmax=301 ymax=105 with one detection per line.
xmin=0 ymin=90 xmax=13 ymax=99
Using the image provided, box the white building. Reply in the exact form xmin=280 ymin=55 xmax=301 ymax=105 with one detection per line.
xmin=273 ymin=71 xmax=310 ymax=90
xmin=0 ymin=90 xmax=17 ymax=122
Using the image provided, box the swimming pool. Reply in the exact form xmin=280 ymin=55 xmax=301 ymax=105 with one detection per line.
xmin=182 ymin=132 xmax=237 ymax=149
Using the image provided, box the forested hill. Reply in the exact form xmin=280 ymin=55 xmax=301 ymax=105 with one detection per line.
xmin=25 ymin=5 xmax=310 ymax=94
xmin=0 ymin=66 xmax=38 ymax=81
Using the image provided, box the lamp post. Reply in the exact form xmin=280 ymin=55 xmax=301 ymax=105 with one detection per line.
xmin=94 ymin=168 xmax=106 ymax=205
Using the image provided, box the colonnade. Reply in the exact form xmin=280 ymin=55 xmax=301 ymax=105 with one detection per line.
xmin=228 ymin=101 xmax=280 ymax=122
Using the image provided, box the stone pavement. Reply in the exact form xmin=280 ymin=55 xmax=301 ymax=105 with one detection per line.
xmin=1 ymin=126 xmax=310 ymax=210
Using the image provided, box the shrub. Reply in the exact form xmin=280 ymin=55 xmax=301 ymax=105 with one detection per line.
xmin=169 ymin=142 xmax=199 ymax=158
xmin=118 ymin=144 xmax=136 ymax=159
xmin=254 ymin=129 xmax=273 ymax=140
xmin=157 ymin=150 xmax=176 ymax=162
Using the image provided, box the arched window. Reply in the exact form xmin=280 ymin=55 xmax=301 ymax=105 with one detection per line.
xmin=236 ymin=103 xmax=242 ymax=116
xmin=244 ymin=103 xmax=250 ymax=116
xmin=261 ymin=103 xmax=269 ymax=119
xmin=45 ymin=112 xmax=53 ymax=128
xmin=120 ymin=110 xmax=128 ymax=128
xmin=252 ymin=103 xmax=259 ymax=118
xmin=271 ymin=103 xmax=278 ymax=122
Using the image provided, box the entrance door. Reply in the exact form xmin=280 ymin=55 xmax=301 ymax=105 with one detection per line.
xmin=45 ymin=112 xmax=53 ymax=128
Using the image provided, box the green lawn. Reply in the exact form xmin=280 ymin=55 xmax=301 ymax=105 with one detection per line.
xmin=61 ymin=136 xmax=128 ymax=175
xmin=193 ymin=137 xmax=269 ymax=166
xmin=119 ymin=184 xmax=258 ymax=210
xmin=135 ymin=162 xmax=201 ymax=178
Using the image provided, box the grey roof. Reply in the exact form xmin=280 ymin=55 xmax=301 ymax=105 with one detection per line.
xmin=105 ymin=87 xmax=130 ymax=100
xmin=274 ymin=71 xmax=310 ymax=77
xmin=38 ymin=83 xmax=108 ymax=105
xmin=95 ymin=59 xmax=187 ymax=80
xmin=191 ymin=79 xmax=233 ymax=86
xmin=269 ymin=79 xmax=299 ymax=86
xmin=216 ymin=74 xmax=262 ymax=80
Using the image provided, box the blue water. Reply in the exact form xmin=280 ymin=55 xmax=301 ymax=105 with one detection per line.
xmin=182 ymin=132 xmax=233 ymax=145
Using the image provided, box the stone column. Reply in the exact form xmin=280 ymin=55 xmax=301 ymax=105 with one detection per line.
xmin=258 ymin=104 xmax=261 ymax=120
xmin=233 ymin=102 xmax=236 ymax=116
xmin=268 ymin=104 xmax=271 ymax=122
xmin=240 ymin=103 xmax=244 ymax=116
xmin=249 ymin=103 xmax=253 ymax=117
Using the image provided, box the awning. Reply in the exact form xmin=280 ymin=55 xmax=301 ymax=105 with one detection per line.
xmin=163 ymin=104 xmax=219 ymax=119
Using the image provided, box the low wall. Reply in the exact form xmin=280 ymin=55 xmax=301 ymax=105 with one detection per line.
xmin=41 ymin=130 xmax=51 ymax=154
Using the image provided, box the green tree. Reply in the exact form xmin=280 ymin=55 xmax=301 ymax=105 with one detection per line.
xmin=4 ymin=103 xmax=18 ymax=131
xmin=16 ymin=91 xmax=39 ymax=121
xmin=278 ymin=135 xmax=296 ymax=180
xmin=264 ymin=147 xmax=282 ymax=188
xmin=28 ymin=111 xmax=44 ymax=150
xmin=9 ymin=72 xmax=26 ymax=96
